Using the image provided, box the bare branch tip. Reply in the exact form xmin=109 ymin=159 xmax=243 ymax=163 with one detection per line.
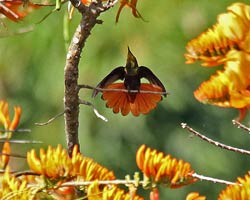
xmin=0 ymin=139 xmax=43 ymax=144
xmin=35 ymin=111 xmax=65 ymax=126
xmin=79 ymin=99 xmax=108 ymax=122
xmin=181 ymin=123 xmax=187 ymax=128
xmin=232 ymin=119 xmax=250 ymax=132
xmin=182 ymin=123 xmax=250 ymax=155
xmin=192 ymin=173 xmax=238 ymax=185
xmin=0 ymin=129 xmax=31 ymax=133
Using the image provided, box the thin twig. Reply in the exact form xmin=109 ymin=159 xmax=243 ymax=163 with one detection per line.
xmin=0 ymin=2 xmax=19 ymax=19
xmin=14 ymin=171 xmax=40 ymax=177
xmin=35 ymin=111 xmax=65 ymax=126
xmin=61 ymin=179 xmax=143 ymax=187
xmin=0 ymin=139 xmax=42 ymax=144
xmin=0 ymin=152 xmax=26 ymax=158
xmin=192 ymin=173 xmax=238 ymax=185
xmin=0 ymin=129 xmax=31 ymax=133
xmin=232 ymin=120 xmax=250 ymax=133
xmin=79 ymin=99 xmax=108 ymax=122
xmin=46 ymin=176 xmax=237 ymax=188
xmin=78 ymin=84 xmax=169 ymax=95
xmin=181 ymin=123 xmax=250 ymax=155
xmin=0 ymin=26 xmax=34 ymax=38
xmin=0 ymin=169 xmax=17 ymax=173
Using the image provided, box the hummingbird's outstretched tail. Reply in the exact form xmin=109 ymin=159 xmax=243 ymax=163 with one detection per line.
xmin=92 ymin=47 xmax=167 ymax=116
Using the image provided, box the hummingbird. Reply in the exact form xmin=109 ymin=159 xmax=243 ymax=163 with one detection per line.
xmin=92 ymin=47 xmax=167 ymax=116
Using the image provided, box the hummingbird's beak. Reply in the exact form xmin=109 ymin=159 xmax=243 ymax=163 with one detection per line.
xmin=126 ymin=47 xmax=138 ymax=67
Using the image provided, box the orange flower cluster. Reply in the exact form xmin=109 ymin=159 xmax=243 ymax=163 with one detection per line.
xmin=136 ymin=145 xmax=197 ymax=188
xmin=0 ymin=100 xmax=22 ymax=169
xmin=87 ymin=181 xmax=144 ymax=200
xmin=0 ymin=168 xmax=35 ymax=199
xmin=186 ymin=192 xmax=206 ymax=200
xmin=0 ymin=0 xmax=41 ymax=21
xmin=185 ymin=3 xmax=250 ymax=120
xmin=116 ymin=0 xmax=143 ymax=22
xmin=185 ymin=3 xmax=250 ymax=66
xmin=0 ymin=141 xmax=11 ymax=169
xmin=25 ymin=145 xmax=145 ymax=199
xmin=27 ymin=144 xmax=115 ymax=181
xmin=69 ymin=0 xmax=142 ymax=22
xmin=102 ymin=83 xmax=163 ymax=116
xmin=218 ymin=172 xmax=250 ymax=200
xmin=0 ymin=100 xmax=21 ymax=134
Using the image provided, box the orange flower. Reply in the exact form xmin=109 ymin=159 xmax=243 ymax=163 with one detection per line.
xmin=186 ymin=192 xmax=206 ymax=200
xmin=218 ymin=172 xmax=250 ymax=200
xmin=116 ymin=0 xmax=143 ymax=22
xmin=193 ymin=50 xmax=250 ymax=121
xmin=0 ymin=101 xmax=21 ymax=169
xmin=102 ymin=83 xmax=163 ymax=116
xmin=0 ymin=101 xmax=22 ymax=131
xmin=81 ymin=0 xmax=91 ymax=4
xmin=149 ymin=188 xmax=159 ymax=200
xmin=0 ymin=141 xmax=11 ymax=169
xmin=87 ymin=181 xmax=144 ymax=200
xmin=68 ymin=0 xmax=142 ymax=22
xmin=185 ymin=3 xmax=250 ymax=120
xmin=0 ymin=0 xmax=41 ymax=21
xmin=0 ymin=167 xmax=35 ymax=199
xmin=0 ymin=100 xmax=22 ymax=136
xmin=185 ymin=3 xmax=250 ymax=66
xmin=136 ymin=145 xmax=197 ymax=188
xmin=27 ymin=144 xmax=115 ymax=181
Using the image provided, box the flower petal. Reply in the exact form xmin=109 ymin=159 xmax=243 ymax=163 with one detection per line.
xmin=185 ymin=3 xmax=250 ymax=66
xmin=218 ymin=172 xmax=250 ymax=200
xmin=136 ymin=145 xmax=197 ymax=188
xmin=194 ymin=51 xmax=250 ymax=111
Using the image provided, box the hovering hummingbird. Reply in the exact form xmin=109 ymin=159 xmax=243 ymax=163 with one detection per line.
xmin=92 ymin=47 xmax=167 ymax=116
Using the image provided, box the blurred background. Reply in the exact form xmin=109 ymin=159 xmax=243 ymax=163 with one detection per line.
xmin=1 ymin=0 xmax=250 ymax=199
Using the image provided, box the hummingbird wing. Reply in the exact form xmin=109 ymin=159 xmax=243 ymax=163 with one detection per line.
xmin=92 ymin=66 xmax=125 ymax=97
xmin=138 ymin=66 xmax=167 ymax=97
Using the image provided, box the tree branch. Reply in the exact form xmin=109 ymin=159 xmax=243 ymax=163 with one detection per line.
xmin=181 ymin=123 xmax=250 ymax=155
xmin=191 ymin=173 xmax=238 ymax=185
xmin=78 ymin=84 xmax=169 ymax=95
xmin=232 ymin=120 xmax=250 ymax=133
xmin=35 ymin=111 xmax=65 ymax=126
xmin=0 ymin=140 xmax=42 ymax=144
xmin=64 ymin=0 xmax=118 ymax=156
xmin=79 ymin=99 xmax=108 ymax=122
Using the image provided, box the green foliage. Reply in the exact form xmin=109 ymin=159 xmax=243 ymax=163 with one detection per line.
xmin=1 ymin=0 xmax=250 ymax=198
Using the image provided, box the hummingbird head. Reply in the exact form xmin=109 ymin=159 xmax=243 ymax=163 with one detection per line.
xmin=125 ymin=47 xmax=139 ymax=75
